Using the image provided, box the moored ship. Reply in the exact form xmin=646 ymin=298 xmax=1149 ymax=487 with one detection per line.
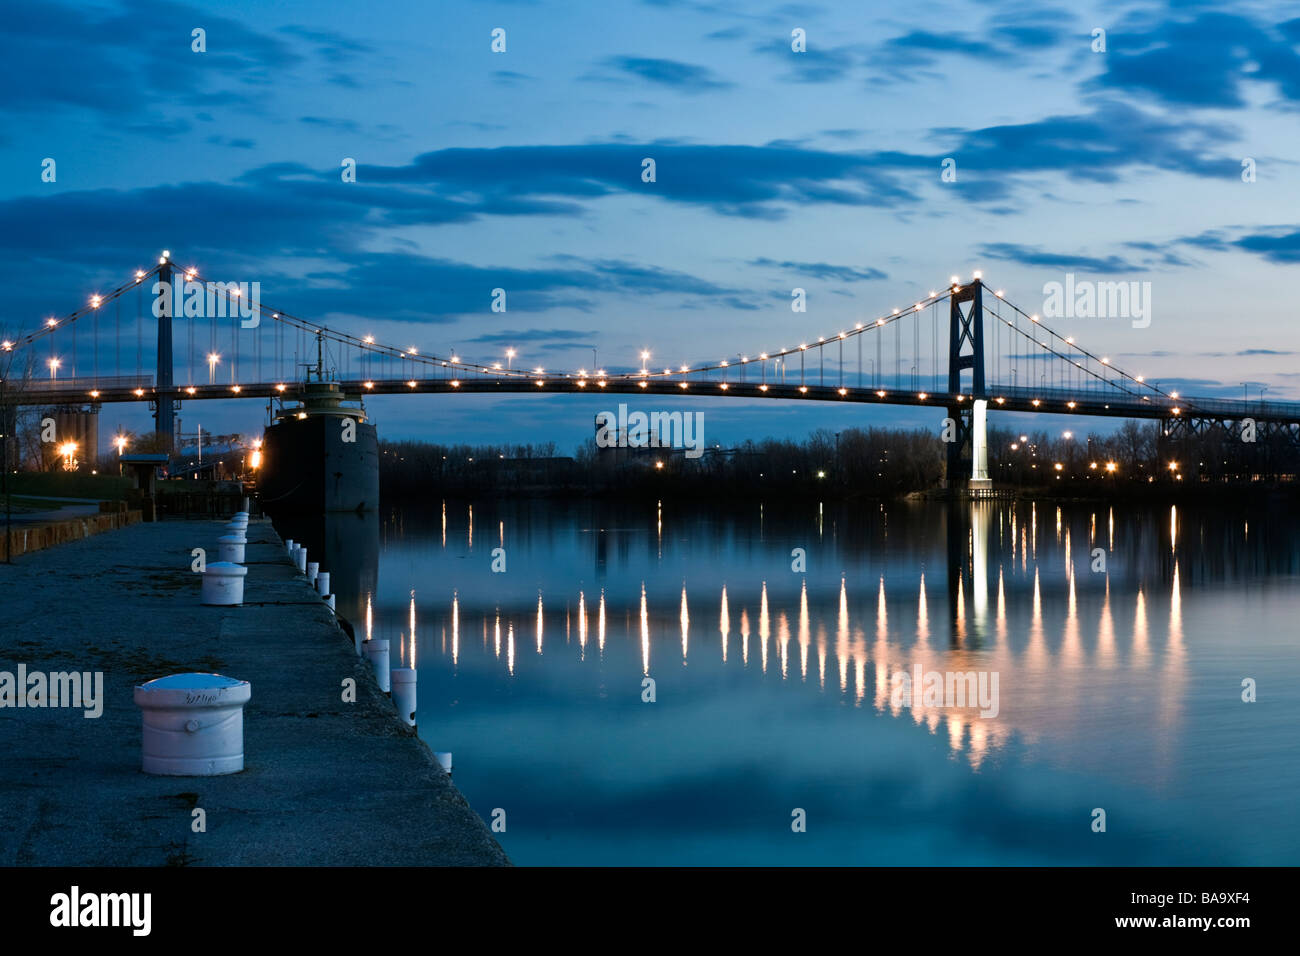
xmin=257 ymin=338 xmax=378 ymax=514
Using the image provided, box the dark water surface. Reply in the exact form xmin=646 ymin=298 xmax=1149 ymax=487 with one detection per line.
xmin=276 ymin=496 xmax=1300 ymax=865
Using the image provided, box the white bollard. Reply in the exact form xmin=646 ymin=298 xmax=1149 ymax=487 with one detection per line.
xmin=391 ymin=667 xmax=416 ymax=727
xmin=134 ymin=673 xmax=251 ymax=775
xmin=285 ymin=538 xmax=295 ymax=554
xmin=306 ymin=561 xmax=319 ymax=584
xmin=326 ymin=593 xmax=336 ymax=611
xmin=434 ymin=752 xmax=452 ymax=776
xmin=228 ymin=514 xmax=249 ymax=529
xmin=294 ymin=547 xmax=307 ymax=573
xmin=365 ymin=639 xmax=390 ymax=692
xmin=201 ymin=561 xmax=248 ymax=605
xmin=316 ymin=571 xmax=330 ymax=596
xmin=216 ymin=534 xmax=246 ymax=564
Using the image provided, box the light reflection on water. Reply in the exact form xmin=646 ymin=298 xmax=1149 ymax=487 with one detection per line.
xmin=277 ymin=497 xmax=1300 ymax=866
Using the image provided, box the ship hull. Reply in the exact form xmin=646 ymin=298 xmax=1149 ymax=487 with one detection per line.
xmin=259 ymin=415 xmax=379 ymax=513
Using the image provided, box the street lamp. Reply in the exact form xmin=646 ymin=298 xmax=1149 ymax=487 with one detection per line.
xmin=207 ymin=352 xmax=220 ymax=384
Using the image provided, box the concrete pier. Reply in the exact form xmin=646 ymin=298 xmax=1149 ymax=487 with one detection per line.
xmin=0 ymin=519 xmax=508 ymax=866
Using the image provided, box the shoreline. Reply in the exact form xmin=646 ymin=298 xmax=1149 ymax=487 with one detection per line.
xmin=0 ymin=518 xmax=508 ymax=866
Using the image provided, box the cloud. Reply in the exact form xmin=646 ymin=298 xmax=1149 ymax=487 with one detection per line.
xmin=749 ymin=258 xmax=887 ymax=281
xmin=752 ymin=37 xmax=862 ymax=83
xmin=593 ymin=56 xmax=732 ymax=92
xmin=1179 ymin=227 xmax=1300 ymax=264
xmin=1090 ymin=12 xmax=1300 ymax=108
xmin=978 ymin=243 xmax=1147 ymax=273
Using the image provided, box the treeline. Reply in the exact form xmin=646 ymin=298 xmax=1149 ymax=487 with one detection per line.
xmin=379 ymin=418 xmax=1300 ymax=501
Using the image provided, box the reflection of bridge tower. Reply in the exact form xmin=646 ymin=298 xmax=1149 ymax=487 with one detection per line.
xmin=946 ymin=500 xmax=993 ymax=643
xmin=946 ymin=281 xmax=990 ymax=490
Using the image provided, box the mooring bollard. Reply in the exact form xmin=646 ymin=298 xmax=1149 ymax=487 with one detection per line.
xmin=435 ymin=752 xmax=452 ymax=776
xmin=134 ymin=673 xmax=251 ymax=775
xmin=228 ymin=513 xmax=249 ymax=530
xmin=365 ymin=639 xmax=390 ymax=692
xmin=316 ymin=571 xmax=330 ymax=596
xmin=391 ymin=667 xmax=416 ymax=727
xmin=285 ymin=538 xmax=295 ymax=554
xmin=201 ymin=561 xmax=248 ymax=606
xmin=217 ymin=533 xmax=246 ymax=565
xmin=326 ymin=593 xmax=336 ymax=611
xmin=307 ymin=561 xmax=319 ymax=584
xmin=294 ymin=547 xmax=307 ymax=573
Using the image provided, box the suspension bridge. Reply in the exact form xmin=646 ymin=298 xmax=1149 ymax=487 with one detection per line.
xmin=2 ymin=252 xmax=1298 ymax=484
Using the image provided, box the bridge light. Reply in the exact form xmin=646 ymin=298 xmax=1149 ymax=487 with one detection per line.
xmin=450 ymin=380 xmax=460 ymax=387
xmin=407 ymin=380 xmax=417 ymax=388
xmin=951 ymin=275 xmax=959 ymax=284
xmin=135 ymin=271 xmax=145 ymax=281
xmin=1168 ymin=461 xmax=1179 ymax=471
xmin=1169 ymin=391 xmax=1179 ymax=399
xmin=720 ymin=383 xmax=729 ymax=390
xmin=187 ymin=386 xmax=197 ymax=395
xmin=760 ymin=384 xmax=768 ymax=392
xmin=1 ymin=340 xmax=11 ymax=350
xmin=892 ymin=308 xmax=900 ymax=315
xmin=492 ymin=362 xmax=502 ymax=370
xmin=1137 ymin=375 xmax=1145 ymax=382
xmin=408 ymin=347 xmax=417 ymax=355
xmin=918 ymin=392 xmax=928 ymax=400
xmin=639 ymin=381 xmax=648 ymax=388
xmin=680 ymin=365 xmax=689 ymax=372
xmin=818 ymin=336 xmax=824 ymax=343
xmin=1031 ymin=315 xmax=1039 ymax=322
xmin=799 ymin=385 xmax=808 ymax=393
xmin=995 ymin=290 xmax=1003 ymax=297
xmin=1171 ymin=407 xmax=1181 ymax=415
xmin=876 ymin=390 xmax=886 ymax=398
xmin=133 ymin=388 xmax=144 ymax=397
xmin=1066 ymin=336 xmax=1074 ymax=344
xmin=186 ymin=269 xmax=197 ymax=279
xmin=229 ymin=288 xmax=240 ymax=298
xmin=364 ymin=381 xmax=374 ymax=389
xmin=1054 ymin=463 xmax=1063 ymax=471
xmin=535 ymin=379 xmax=545 ymax=387
xmin=876 ymin=319 xmax=885 ymax=326
xmin=89 ymin=390 xmax=100 ymax=398
xmin=837 ymin=387 xmax=847 ymax=396
xmin=995 ymin=397 xmax=1005 ymax=404
xmin=1011 ymin=443 xmax=1019 ymax=450
xmin=1063 ymin=430 xmax=1073 ymax=439
xmin=914 ymin=304 xmax=921 ymax=312
xmin=598 ymin=380 xmax=607 ymax=387
xmin=799 ymin=344 xmax=808 ymax=350
xmin=929 ymin=291 xmax=937 ymax=298
xmin=297 ymin=412 xmax=307 ymax=419
xmin=364 ymin=335 xmax=375 ymax=344
xmin=855 ymin=322 xmax=863 ymax=330
xmin=655 ymin=461 xmax=664 ymax=470
xmin=760 ymin=353 xmax=768 ymax=360
xmin=271 ymin=313 xmax=279 ymax=319
xmin=231 ymin=385 xmax=241 ymax=393
xmin=114 ymin=435 xmax=128 ymax=455
xmin=47 ymin=318 xmax=58 ymax=327
xmin=577 ymin=380 xmax=587 ymax=387
xmin=1031 ymin=399 xmax=1041 ymax=407
xmin=1106 ymin=462 xmax=1117 ymax=473
xmin=1067 ymin=401 xmax=1076 ymax=409
xmin=275 ymin=383 xmax=286 ymax=392
xmin=534 ymin=367 xmax=544 ymax=374
xmin=838 ymin=331 xmax=846 ymax=339
xmin=1100 ymin=357 xmax=1109 ymax=365
xmin=48 ymin=357 xmax=61 ymax=378
xmin=1020 ymin=435 xmax=1028 ymax=442
xmin=720 ymin=360 xmax=729 ymax=367
xmin=678 ymin=382 xmax=687 ymax=389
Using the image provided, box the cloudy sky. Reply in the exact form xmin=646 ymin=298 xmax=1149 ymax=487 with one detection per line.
xmin=2 ymin=0 xmax=1298 ymax=449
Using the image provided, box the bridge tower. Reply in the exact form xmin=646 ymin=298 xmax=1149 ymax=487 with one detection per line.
xmin=946 ymin=280 xmax=990 ymax=490
xmin=155 ymin=258 xmax=175 ymax=450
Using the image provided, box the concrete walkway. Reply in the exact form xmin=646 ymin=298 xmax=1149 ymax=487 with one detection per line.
xmin=0 ymin=519 xmax=508 ymax=866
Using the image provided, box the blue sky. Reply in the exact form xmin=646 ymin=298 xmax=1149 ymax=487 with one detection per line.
xmin=2 ymin=0 xmax=1298 ymax=450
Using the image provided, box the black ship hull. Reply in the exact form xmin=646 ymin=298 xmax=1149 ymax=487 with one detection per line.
xmin=259 ymin=414 xmax=379 ymax=514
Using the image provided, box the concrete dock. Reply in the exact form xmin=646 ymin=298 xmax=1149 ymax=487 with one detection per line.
xmin=0 ymin=518 xmax=509 ymax=866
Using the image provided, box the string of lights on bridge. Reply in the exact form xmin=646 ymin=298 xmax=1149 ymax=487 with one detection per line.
xmin=0 ymin=253 xmax=1196 ymax=417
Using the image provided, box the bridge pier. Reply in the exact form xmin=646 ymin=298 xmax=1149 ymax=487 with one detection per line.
xmin=946 ymin=280 xmax=988 ymax=491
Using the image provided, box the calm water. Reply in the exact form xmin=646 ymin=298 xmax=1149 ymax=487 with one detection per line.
xmin=277 ymin=496 xmax=1300 ymax=866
